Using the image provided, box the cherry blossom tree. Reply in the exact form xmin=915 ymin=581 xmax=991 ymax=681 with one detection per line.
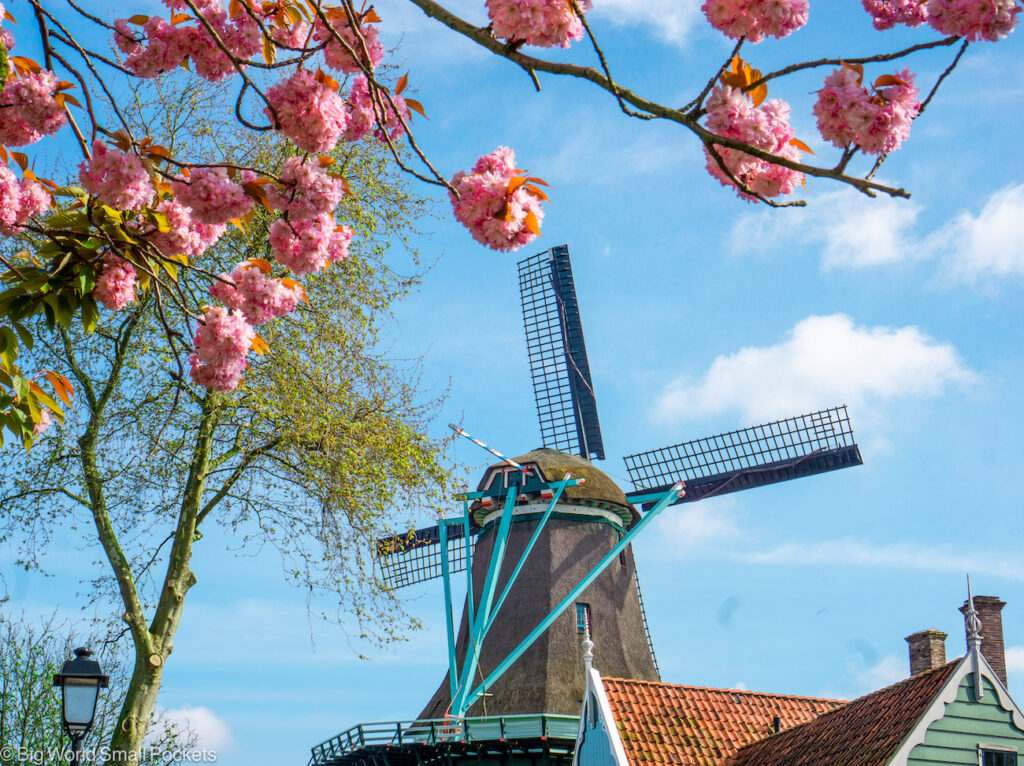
xmin=0 ymin=0 xmax=1019 ymax=447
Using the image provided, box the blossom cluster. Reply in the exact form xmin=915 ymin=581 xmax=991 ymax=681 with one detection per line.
xmin=172 ymin=167 xmax=253 ymax=225
xmin=210 ymin=262 xmax=303 ymax=325
xmin=702 ymin=0 xmax=809 ymax=42
xmin=265 ymin=69 xmax=350 ymax=154
xmin=0 ymin=69 xmax=68 ymax=147
xmin=449 ymin=147 xmax=544 ymax=251
xmin=485 ymin=0 xmax=594 ymax=48
xmin=345 ymin=77 xmax=410 ymax=143
xmin=92 ymin=253 xmax=138 ymax=311
xmin=703 ymin=84 xmax=804 ymax=201
xmin=1 ymin=2 xmax=16 ymax=51
xmin=814 ymin=66 xmax=920 ymax=155
xmin=150 ymin=199 xmax=227 ymax=260
xmin=188 ymin=306 xmax=255 ymax=392
xmin=861 ymin=0 xmax=929 ymax=29
xmin=269 ymin=215 xmax=353 ymax=274
xmin=266 ymin=157 xmax=346 ymax=221
xmin=0 ymin=166 xmax=50 ymax=236
xmin=313 ymin=11 xmax=385 ymax=72
xmin=862 ymin=0 xmax=1020 ymax=38
xmin=79 ymin=140 xmax=156 ymax=210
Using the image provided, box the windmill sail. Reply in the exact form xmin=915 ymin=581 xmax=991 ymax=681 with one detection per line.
xmin=377 ymin=525 xmax=468 ymax=589
xmin=624 ymin=406 xmax=862 ymax=506
xmin=518 ymin=245 xmax=604 ymax=461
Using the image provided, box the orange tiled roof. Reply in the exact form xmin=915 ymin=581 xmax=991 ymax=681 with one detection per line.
xmin=602 ymin=677 xmax=845 ymax=766
xmin=726 ymin=659 xmax=960 ymax=766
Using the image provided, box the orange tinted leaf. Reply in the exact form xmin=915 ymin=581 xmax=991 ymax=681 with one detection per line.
xmin=3 ymin=9 xmax=15 ymax=23
xmin=524 ymin=184 xmax=549 ymax=202
xmin=395 ymin=72 xmax=409 ymax=95
xmin=873 ymin=74 xmax=908 ymax=88
xmin=524 ymin=210 xmax=541 ymax=236
xmin=171 ymin=13 xmax=190 ymax=24
xmin=44 ymin=371 xmax=72 ymax=405
xmin=405 ymin=98 xmax=427 ymax=118
xmin=842 ymin=61 xmax=864 ymax=86
xmin=127 ymin=14 xmax=149 ymax=24
xmin=22 ymin=168 xmax=35 ymax=180
xmin=262 ymin=35 xmax=277 ymax=65
xmin=229 ymin=0 xmax=242 ymax=18
xmin=56 ymin=93 xmax=82 ymax=108
xmin=0 ymin=146 xmax=7 ymax=164
xmin=251 ymin=334 xmax=269 ymax=355
xmin=146 ymin=145 xmax=172 ymax=159
xmin=10 ymin=151 xmax=27 ymax=170
xmin=525 ymin=176 xmax=550 ymax=187
xmin=281 ymin=277 xmax=308 ymax=303
xmin=245 ymin=258 xmax=274 ymax=274
xmin=363 ymin=8 xmax=382 ymax=22
xmin=507 ymin=176 xmax=527 ymax=194
xmin=788 ymin=137 xmax=815 ymax=154
xmin=750 ymin=83 xmax=768 ymax=107
xmin=318 ymin=156 xmax=337 ymax=167
xmin=315 ymin=69 xmax=340 ymax=91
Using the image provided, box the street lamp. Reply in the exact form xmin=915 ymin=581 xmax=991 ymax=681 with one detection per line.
xmin=53 ymin=647 xmax=109 ymax=763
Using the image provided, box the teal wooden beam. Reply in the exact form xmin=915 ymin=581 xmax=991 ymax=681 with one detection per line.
xmin=461 ymin=496 xmax=475 ymax=628
xmin=438 ymin=520 xmax=458 ymax=701
xmin=451 ymin=486 xmax=519 ymax=716
xmin=463 ymin=483 xmax=684 ymax=710
xmin=483 ymin=476 xmax=577 ymax=634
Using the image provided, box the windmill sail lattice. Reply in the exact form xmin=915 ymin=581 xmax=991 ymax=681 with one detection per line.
xmin=377 ymin=525 xmax=467 ymax=590
xmin=518 ymin=245 xmax=604 ymax=461
xmin=624 ymin=406 xmax=862 ymax=505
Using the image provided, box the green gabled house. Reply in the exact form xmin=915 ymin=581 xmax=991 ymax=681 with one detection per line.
xmin=575 ymin=592 xmax=1024 ymax=766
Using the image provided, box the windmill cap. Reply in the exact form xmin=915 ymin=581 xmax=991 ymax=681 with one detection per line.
xmin=472 ymin=448 xmax=638 ymax=528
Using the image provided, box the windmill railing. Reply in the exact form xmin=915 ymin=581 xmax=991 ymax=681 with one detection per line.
xmin=309 ymin=714 xmax=581 ymax=765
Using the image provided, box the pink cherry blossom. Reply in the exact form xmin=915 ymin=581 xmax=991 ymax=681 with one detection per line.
xmin=269 ymin=214 xmax=353 ymax=274
xmin=114 ymin=19 xmax=142 ymax=54
xmin=0 ymin=166 xmax=51 ymax=236
xmin=265 ymin=157 xmax=345 ymax=220
xmin=33 ymin=407 xmax=52 ymax=436
xmin=926 ymin=0 xmax=1020 ymax=41
xmin=702 ymin=0 xmax=809 ymax=42
xmin=344 ymin=77 xmax=410 ymax=143
xmin=272 ymin=21 xmax=311 ymax=48
xmin=209 ymin=262 xmax=303 ymax=325
xmin=486 ymin=0 xmax=593 ymax=48
xmin=124 ymin=16 xmax=188 ymax=78
xmin=189 ymin=306 xmax=255 ymax=392
xmin=702 ymin=84 xmax=804 ymax=201
xmin=1 ymin=27 xmax=16 ymax=51
xmin=814 ymin=66 xmax=920 ymax=155
xmin=313 ymin=13 xmax=385 ymax=73
xmin=449 ymin=146 xmax=545 ymax=251
xmin=78 ymin=140 xmax=155 ymax=210
xmin=265 ymin=69 xmax=349 ymax=154
xmin=172 ymin=167 xmax=253 ymax=225
xmin=149 ymin=198 xmax=226 ymax=258
xmin=862 ymin=0 xmax=928 ymax=29
xmin=0 ymin=69 xmax=68 ymax=147
xmin=92 ymin=253 xmax=138 ymax=311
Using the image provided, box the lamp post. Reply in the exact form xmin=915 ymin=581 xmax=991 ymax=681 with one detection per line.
xmin=53 ymin=647 xmax=109 ymax=765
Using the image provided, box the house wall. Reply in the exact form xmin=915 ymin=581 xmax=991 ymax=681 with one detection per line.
xmin=908 ymin=675 xmax=1024 ymax=765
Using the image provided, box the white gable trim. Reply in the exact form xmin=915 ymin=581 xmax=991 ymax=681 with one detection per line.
xmin=572 ymin=667 xmax=630 ymax=766
xmin=887 ymin=654 xmax=1024 ymax=766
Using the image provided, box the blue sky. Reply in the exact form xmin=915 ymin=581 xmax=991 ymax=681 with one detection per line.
xmin=4 ymin=1 xmax=1024 ymax=765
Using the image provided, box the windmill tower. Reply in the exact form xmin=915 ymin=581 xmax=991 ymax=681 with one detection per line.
xmin=375 ymin=245 xmax=864 ymax=722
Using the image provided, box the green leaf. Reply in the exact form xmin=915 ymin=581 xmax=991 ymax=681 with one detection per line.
xmin=0 ymin=38 xmax=9 ymax=88
xmin=81 ymin=294 xmax=99 ymax=334
xmin=12 ymin=321 xmax=33 ymax=350
xmin=52 ymin=185 xmax=88 ymax=198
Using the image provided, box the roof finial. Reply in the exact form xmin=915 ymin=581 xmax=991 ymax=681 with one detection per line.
xmin=581 ymin=622 xmax=595 ymax=672
xmin=966 ymin=573 xmax=984 ymax=700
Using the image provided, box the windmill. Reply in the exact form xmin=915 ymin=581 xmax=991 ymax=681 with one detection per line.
xmin=374 ymin=244 xmax=863 ymax=721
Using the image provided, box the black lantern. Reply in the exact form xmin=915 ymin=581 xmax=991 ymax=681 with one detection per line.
xmin=53 ymin=647 xmax=109 ymax=759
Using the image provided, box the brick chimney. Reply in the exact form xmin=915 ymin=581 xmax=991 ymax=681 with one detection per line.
xmin=960 ymin=595 xmax=1007 ymax=686
xmin=905 ymin=629 xmax=947 ymax=676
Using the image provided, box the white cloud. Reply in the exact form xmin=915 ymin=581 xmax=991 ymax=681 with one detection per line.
xmin=733 ymin=189 xmax=923 ymax=270
xmin=1006 ymin=646 xmax=1024 ymax=675
xmin=593 ymin=0 xmax=703 ymax=45
xmin=742 ymin=538 xmax=1024 ymax=580
xmin=652 ymin=497 xmax=739 ymax=550
xmin=931 ymin=184 xmax=1024 ymax=284
xmin=159 ymin=706 xmax=235 ymax=752
xmin=656 ymin=313 xmax=975 ymax=424
xmin=733 ymin=184 xmax=1024 ymax=284
xmin=854 ymin=654 xmax=906 ymax=692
